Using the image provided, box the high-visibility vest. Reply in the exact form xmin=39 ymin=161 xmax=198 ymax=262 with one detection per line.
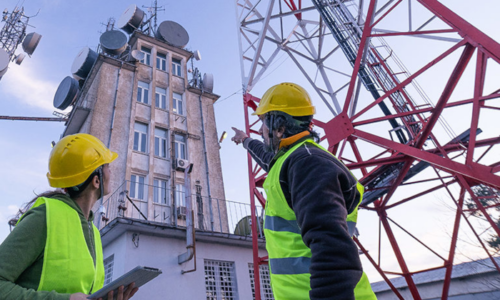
xmin=18 ymin=197 xmax=104 ymax=294
xmin=263 ymin=139 xmax=377 ymax=299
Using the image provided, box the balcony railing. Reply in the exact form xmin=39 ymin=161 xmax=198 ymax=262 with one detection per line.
xmin=97 ymin=180 xmax=264 ymax=238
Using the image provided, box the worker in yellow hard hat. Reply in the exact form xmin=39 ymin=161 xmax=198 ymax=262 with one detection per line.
xmin=0 ymin=133 xmax=138 ymax=300
xmin=232 ymin=83 xmax=377 ymax=300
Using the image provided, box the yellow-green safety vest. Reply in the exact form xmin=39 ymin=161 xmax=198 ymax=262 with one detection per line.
xmin=18 ymin=197 xmax=104 ymax=294
xmin=263 ymin=139 xmax=377 ymax=299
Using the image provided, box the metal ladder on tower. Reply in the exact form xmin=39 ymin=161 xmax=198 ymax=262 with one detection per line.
xmin=312 ymin=0 xmax=424 ymax=144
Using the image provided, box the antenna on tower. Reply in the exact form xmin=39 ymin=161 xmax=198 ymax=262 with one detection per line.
xmin=0 ymin=5 xmax=41 ymax=81
xmin=142 ymin=0 xmax=164 ymax=35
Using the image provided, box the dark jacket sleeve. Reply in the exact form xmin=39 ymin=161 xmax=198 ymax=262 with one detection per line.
xmin=0 ymin=206 xmax=70 ymax=300
xmin=243 ymin=138 xmax=274 ymax=172
xmin=284 ymin=146 xmax=362 ymax=300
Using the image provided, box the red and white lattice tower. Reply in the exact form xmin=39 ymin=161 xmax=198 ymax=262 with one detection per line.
xmin=235 ymin=0 xmax=500 ymax=299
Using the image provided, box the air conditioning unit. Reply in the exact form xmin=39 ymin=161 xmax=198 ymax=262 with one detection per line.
xmin=175 ymin=158 xmax=189 ymax=171
xmin=177 ymin=206 xmax=187 ymax=220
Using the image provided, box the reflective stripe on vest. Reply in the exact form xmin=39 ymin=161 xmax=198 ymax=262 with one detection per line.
xmin=19 ymin=197 xmax=105 ymax=294
xmin=263 ymin=139 xmax=377 ymax=300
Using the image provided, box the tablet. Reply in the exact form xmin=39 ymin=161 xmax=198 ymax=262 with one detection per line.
xmin=88 ymin=266 xmax=162 ymax=299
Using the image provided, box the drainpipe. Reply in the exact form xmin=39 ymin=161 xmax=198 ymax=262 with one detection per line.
xmin=198 ymin=88 xmax=214 ymax=231
xmin=179 ymin=163 xmax=196 ymax=271
xmin=97 ymin=61 xmax=124 ymax=229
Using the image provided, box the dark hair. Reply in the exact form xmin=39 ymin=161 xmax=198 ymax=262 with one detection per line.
xmin=9 ymin=190 xmax=65 ymax=227
xmin=8 ymin=168 xmax=102 ymax=228
xmin=265 ymin=111 xmax=319 ymax=142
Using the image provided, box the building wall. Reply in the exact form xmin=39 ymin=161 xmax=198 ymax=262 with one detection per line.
xmin=103 ymin=230 xmax=268 ymax=300
xmin=70 ymin=32 xmax=227 ymax=232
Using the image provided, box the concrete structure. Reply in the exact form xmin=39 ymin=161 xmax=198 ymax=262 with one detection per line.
xmin=61 ymin=26 xmax=270 ymax=299
xmin=372 ymin=257 xmax=500 ymax=300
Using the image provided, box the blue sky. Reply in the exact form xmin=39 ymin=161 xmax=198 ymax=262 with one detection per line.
xmin=1 ymin=0 xmax=500 ymax=283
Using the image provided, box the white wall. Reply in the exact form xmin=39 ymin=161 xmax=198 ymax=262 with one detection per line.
xmin=103 ymin=230 xmax=267 ymax=300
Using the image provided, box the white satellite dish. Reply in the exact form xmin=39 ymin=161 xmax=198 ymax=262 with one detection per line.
xmin=193 ymin=50 xmax=201 ymax=61
xmin=130 ymin=49 xmax=145 ymax=61
xmin=203 ymin=73 xmax=214 ymax=93
xmin=0 ymin=48 xmax=9 ymax=77
xmin=71 ymin=47 xmax=98 ymax=79
xmin=117 ymin=4 xmax=145 ymax=34
xmin=22 ymin=32 xmax=42 ymax=55
xmin=15 ymin=53 xmax=26 ymax=65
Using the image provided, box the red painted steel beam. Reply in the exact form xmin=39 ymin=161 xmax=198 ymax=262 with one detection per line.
xmin=370 ymin=29 xmax=457 ymax=37
xmin=418 ymin=0 xmax=500 ymax=63
xmin=377 ymin=205 xmax=421 ymax=299
xmin=415 ymin=43 xmax=475 ymax=148
xmin=244 ymin=93 xmax=262 ymax=300
xmin=466 ymin=51 xmax=487 ymax=165
xmin=354 ymin=237 xmax=405 ymax=300
xmin=354 ymin=129 xmax=500 ymax=189
xmin=441 ymin=188 xmax=465 ymax=299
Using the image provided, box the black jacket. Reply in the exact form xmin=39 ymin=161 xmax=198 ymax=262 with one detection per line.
xmin=244 ymin=135 xmax=363 ymax=300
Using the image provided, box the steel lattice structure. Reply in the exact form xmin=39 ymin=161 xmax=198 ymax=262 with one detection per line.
xmin=236 ymin=0 xmax=500 ymax=299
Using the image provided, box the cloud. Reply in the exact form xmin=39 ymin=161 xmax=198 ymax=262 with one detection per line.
xmin=1 ymin=64 xmax=59 ymax=113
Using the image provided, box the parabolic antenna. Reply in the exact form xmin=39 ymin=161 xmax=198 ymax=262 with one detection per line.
xmin=22 ymin=32 xmax=42 ymax=55
xmin=71 ymin=47 xmax=98 ymax=80
xmin=53 ymin=76 xmax=79 ymax=110
xmin=117 ymin=4 xmax=144 ymax=34
xmin=193 ymin=50 xmax=201 ymax=61
xmin=100 ymin=30 xmax=128 ymax=55
xmin=0 ymin=48 xmax=9 ymax=77
xmin=155 ymin=21 xmax=189 ymax=48
xmin=203 ymin=73 xmax=214 ymax=93
xmin=15 ymin=53 xmax=26 ymax=65
xmin=130 ymin=49 xmax=145 ymax=61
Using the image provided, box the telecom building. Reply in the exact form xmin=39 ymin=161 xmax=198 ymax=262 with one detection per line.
xmin=54 ymin=4 xmax=270 ymax=300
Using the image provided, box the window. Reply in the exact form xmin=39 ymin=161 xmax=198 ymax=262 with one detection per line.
xmin=130 ymin=175 xmax=146 ymax=200
xmin=140 ymin=46 xmax=151 ymax=65
xmin=172 ymin=58 xmax=182 ymax=76
xmin=154 ymin=127 xmax=168 ymax=158
xmin=104 ymin=255 xmax=114 ymax=285
xmin=249 ymin=263 xmax=274 ymax=300
xmin=133 ymin=122 xmax=148 ymax=153
xmin=175 ymin=184 xmax=186 ymax=207
xmin=174 ymin=134 xmax=186 ymax=159
xmin=156 ymin=52 xmax=167 ymax=71
xmin=172 ymin=92 xmax=184 ymax=115
xmin=153 ymin=179 xmax=168 ymax=204
xmin=137 ymin=81 xmax=149 ymax=104
xmin=205 ymin=260 xmax=238 ymax=300
xmin=155 ymin=87 xmax=167 ymax=110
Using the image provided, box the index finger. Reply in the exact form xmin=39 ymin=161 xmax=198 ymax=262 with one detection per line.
xmin=231 ymin=127 xmax=240 ymax=132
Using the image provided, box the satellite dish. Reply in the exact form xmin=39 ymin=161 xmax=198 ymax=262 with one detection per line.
xmin=203 ymin=73 xmax=214 ymax=93
xmin=155 ymin=21 xmax=189 ymax=48
xmin=193 ymin=50 xmax=201 ymax=61
xmin=100 ymin=30 xmax=128 ymax=55
xmin=130 ymin=49 xmax=145 ymax=61
xmin=53 ymin=76 xmax=79 ymax=110
xmin=22 ymin=32 xmax=42 ymax=55
xmin=0 ymin=48 xmax=9 ymax=77
xmin=71 ymin=47 xmax=98 ymax=80
xmin=15 ymin=53 xmax=26 ymax=65
xmin=117 ymin=4 xmax=144 ymax=34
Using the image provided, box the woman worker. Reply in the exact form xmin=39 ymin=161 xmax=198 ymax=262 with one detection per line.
xmin=0 ymin=133 xmax=138 ymax=300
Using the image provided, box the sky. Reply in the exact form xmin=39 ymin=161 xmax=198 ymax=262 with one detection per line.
xmin=1 ymin=0 xmax=500 ymax=284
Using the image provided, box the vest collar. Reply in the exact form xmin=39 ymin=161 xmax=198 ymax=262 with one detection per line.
xmin=279 ymin=131 xmax=311 ymax=149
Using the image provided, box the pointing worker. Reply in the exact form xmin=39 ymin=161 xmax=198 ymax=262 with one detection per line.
xmin=0 ymin=133 xmax=138 ymax=300
xmin=232 ymin=83 xmax=376 ymax=299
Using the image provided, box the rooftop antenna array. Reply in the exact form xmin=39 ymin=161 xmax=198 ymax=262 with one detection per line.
xmin=0 ymin=6 xmax=41 ymax=80
xmin=143 ymin=0 xmax=165 ymax=35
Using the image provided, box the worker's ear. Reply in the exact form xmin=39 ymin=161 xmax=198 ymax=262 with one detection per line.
xmin=92 ymin=174 xmax=100 ymax=189
xmin=275 ymin=126 xmax=285 ymax=139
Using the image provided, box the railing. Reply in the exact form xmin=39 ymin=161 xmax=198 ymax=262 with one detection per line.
xmin=98 ymin=180 xmax=264 ymax=238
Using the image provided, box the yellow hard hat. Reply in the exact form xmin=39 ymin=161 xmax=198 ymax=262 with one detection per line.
xmin=252 ymin=82 xmax=316 ymax=116
xmin=47 ymin=133 xmax=118 ymax=188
